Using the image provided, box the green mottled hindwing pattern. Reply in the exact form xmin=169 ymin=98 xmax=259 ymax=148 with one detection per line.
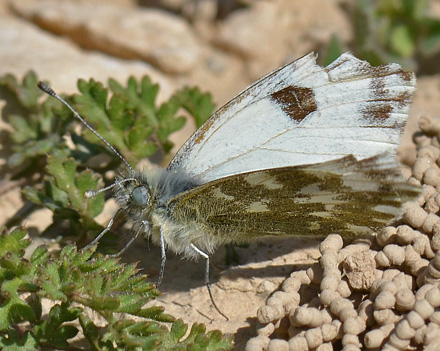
xmin=168 ymin=154 xmax=419 ymax=244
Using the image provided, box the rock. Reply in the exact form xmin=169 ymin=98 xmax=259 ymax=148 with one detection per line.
xmin=215 ymin=0 xmax=351 ymax=79
xmin=11 ymin=0 xmax=203 ymax=74
xmin=0 ymin=15 xmax=172 ymax=94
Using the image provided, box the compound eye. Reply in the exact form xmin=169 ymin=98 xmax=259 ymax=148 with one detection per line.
xmin=132 ymin=186 xmax=149 ymax=206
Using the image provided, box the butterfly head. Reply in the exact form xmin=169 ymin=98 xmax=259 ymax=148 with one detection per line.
xmin=112 ymin=173 xmax=156 ymax=221
xmin=112 ymin=168 xmax=198 ymax=223
xmin=132 ymin=185 xmax=150 ymax=206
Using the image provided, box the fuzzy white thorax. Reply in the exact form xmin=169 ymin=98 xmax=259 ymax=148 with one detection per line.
xmin=113 ymin=167 xmax=219 ymax=259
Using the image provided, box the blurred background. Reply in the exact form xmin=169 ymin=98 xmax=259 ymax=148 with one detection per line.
xmin=3 ymin=0 xmax=440 ymax=107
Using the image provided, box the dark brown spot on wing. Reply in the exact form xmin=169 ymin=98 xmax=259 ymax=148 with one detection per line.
xmin=271 ymin=86 xmax=317 ymax=122
xmin=361 ymin=72 xmax=415 ymax=123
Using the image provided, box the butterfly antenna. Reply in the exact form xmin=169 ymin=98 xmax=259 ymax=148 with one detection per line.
xmin=84 ymin=177 xmax=138 ymax=198
xmin=37 ymin=81 xmax=133 ymax=172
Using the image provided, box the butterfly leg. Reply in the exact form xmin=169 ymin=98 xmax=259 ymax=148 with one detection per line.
xmin=81 ymin=208 xmax=122 ymax=251
xmin=190 ymin=244 xmax=228 ymax=320
xmin=108 ymin=220 xmax=149 ymax=258
xmin=157 ymin=226 xmax=167 ymax=287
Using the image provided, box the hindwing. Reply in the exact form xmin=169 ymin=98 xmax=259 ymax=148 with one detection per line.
xmin=168 ymin=154 xmax=419 ymax=242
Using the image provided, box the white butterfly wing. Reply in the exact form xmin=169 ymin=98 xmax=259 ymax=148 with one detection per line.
xmin=168 ymin=53 xmax=416 ymax=183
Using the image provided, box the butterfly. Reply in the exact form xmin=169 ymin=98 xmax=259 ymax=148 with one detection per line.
xmin=38 ymin=52 xmax=419 ymax=317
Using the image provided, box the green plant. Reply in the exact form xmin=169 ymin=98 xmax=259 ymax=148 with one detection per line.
xmin=1 ymin=71 xmax=215 ymax=172
xmin=22 ymin=150 xmax=107 ymax=248
xmin=0 ymin=71 xmax=72 ymax=171
xmin=0 ymin=227 xmax=233 ymax=350
xmin=321 ymin=0 xmax=440 ymax=72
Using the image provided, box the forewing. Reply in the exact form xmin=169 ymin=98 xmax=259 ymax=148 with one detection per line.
xmin=168 ymin=154 xmax=420 ymax=242
xmin=168 ymin=53 xmax=416 ymax=183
